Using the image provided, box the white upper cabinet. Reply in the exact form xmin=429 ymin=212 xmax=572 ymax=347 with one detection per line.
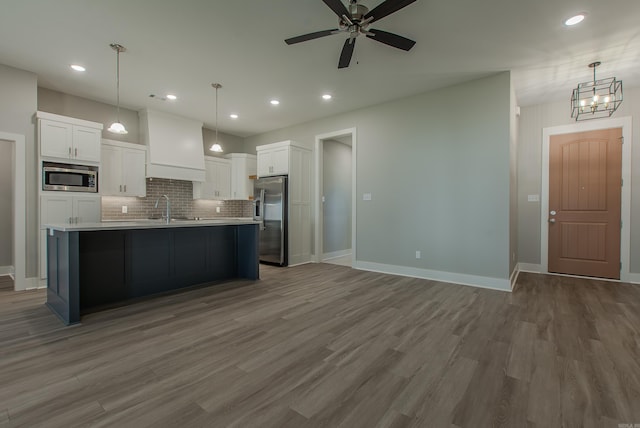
xmin=226 ymin=153 xmax=257 ymax=200
xmin=37 ymin=112 xmax=103 ymax=163
xmin=101 ymin=140 xmax=147 ymax=197
xmin=193 ymin=157 xmax=232 ymax=200
xmin=257 ymin=145 xmax=289 ymax=177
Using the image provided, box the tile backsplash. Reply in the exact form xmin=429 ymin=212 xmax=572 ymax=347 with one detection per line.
xmin=102 ymin=178 xmax=253 ymax=220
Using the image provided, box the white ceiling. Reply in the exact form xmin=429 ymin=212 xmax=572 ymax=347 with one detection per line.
xmin=1 ymin=0 xmax=639 ymax=137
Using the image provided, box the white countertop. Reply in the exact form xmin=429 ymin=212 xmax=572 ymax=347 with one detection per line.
xmin=45 ymin=218 xmax=260 ymax=232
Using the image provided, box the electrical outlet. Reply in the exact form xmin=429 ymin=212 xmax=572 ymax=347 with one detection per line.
xmin=216 ymin=206 xmax=221 ymax=213
xmin=363 ymin=193 xmax=372 ymax=201
xmin=121 ymin=205 xmax=127 ymax=214
xmin=415 ymin=250 xmax=421 ymax=259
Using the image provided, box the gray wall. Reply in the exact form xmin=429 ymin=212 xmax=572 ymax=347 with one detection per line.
xmin=0 ymin=142 xmax=13 ymax=267
xmin=518 ymin=86 xmax=640 ymax=274
xmin=202 ymin=128 xmax=245 ymax=156
xmin=38 ymin=88 xmax=247 ymax=155
xmin=0 ymin=64 xmax=38 ymax=277
xmin=509 ymin=75 xmax=519 ymax=277
xmin=38 ymin=87 xmax=140 ymax=144
xmin=323 ymin=139 xmax=352 ymax=255
xmin=246 ymin=72 xmax=512 ymax=280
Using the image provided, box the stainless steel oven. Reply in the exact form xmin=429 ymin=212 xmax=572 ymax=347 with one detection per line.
xmin=42 ymin=162 xmax=98 ymax=193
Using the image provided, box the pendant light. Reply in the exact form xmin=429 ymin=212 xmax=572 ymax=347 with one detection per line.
xmin=210 ymin=83 xmax=223 ymax=152
xmin=570 ymin=61 xmax=623 ymax=121
xmin=107 ymin=43 xmax=128 ymax=134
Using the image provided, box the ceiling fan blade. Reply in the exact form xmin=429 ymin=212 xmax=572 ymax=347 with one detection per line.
xmin=338 ymin=38 xmax=356 ymax=69
xmin=366 ymin=29 xmax=416 ymax=51
xmin=285 ymin=29 xmax=340 ymax=45
xmin=364 ymin=0 xmax=417 ymax=23
xmin=322 ymin=0 xmax=350 ymax=18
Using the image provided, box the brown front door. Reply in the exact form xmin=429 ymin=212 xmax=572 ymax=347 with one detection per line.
xmin=548 ymin=128 xmax=622 ymax=279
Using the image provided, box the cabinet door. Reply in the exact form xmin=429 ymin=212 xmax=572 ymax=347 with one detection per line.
xmin=257 ymin=151 xmax=272 ymax=177
xmin=216 ymin=161 xmax=232 ymax=199
xmin=100 ymin=144 xmax=123 ymax=196
xmin=41 ymin=195 xmax=74 ymax=225
xmin=272 ymin=147 xmax=289 ymax=175
xmin=73 ymin=126 xmax=101 ymax=162
xmin=40 ymin=120 xmax=73 ymax=159
xmin=122 ymin=149 xmax=147 ymax=196
xmin=73 ymin=196 xmax=101 ymax=223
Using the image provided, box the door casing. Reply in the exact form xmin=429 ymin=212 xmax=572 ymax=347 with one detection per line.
xmin=541 ymin=116 xmax=632 ymax=282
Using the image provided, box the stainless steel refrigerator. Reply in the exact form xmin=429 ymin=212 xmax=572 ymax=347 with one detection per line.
xmin=253 ymin=176 xmax=288 ymax=266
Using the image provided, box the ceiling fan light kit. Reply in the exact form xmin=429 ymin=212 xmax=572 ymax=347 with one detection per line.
xmin=285 ymin=0 xmax=417 ymax=69
xmin=570 ymin=61 xmax=623 ymax=121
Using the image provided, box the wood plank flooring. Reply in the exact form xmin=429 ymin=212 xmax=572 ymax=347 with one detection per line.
xmin=1 ymin=265 xmax=639 ymax=427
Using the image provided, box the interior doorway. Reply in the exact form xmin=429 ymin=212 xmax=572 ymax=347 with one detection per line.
xmin=541 ymin=117 xmax=632 ymax=282
xmin=314 ymin=128 xmax=356 ymax=266
xmin=0 ymin=132 xmax=27 ymax=291
xmin=0 ymin=140 xmax=14 ymax=281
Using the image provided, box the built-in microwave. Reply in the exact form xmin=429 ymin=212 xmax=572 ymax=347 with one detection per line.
xmin=42 ymin=162 xmax=98 ymax=193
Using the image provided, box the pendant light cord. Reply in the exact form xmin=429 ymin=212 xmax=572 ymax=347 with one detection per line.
xmin=215 ymin=85 xmax=218 ymax=145
xmin=116 ymin=47 xmax=121 ymax=123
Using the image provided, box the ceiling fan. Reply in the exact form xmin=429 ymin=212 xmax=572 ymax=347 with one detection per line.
xmin=285 ymin=0 xmax=417 ymax=69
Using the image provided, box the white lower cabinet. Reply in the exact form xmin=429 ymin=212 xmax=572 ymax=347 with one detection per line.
xmin=193 ymin=157 xmax=231 ymax=200
xmin=101 ymin=140 xmax=146 ymax=197
xmin=40 ymin=194 xmax=101 ymax=279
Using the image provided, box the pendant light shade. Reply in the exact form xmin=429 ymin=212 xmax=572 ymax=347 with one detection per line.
xmin=108 ymin=43 xmax=128 ymax=135
xmin=210 ymin=83 xmax=223 ymax=152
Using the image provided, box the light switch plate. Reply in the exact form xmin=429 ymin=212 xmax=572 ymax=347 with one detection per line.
xmin=527 ymin=194 xmax=540 ymax=202
xmin=216 ymin=206 xmax=221 ymax=213
xmin=121 ymin=205 xmax=128 ymax=214
xmin=363 ymin=193 xmax=372 ymax=201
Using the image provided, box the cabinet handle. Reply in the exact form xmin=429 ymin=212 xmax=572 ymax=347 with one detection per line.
xmin=68 ymin=217 xmax=72 ymax=224
xmin=68 ymin=147 xmax=72 ymax=158
xmin=124 ymin=184 xmax=127 ymax=193
xmin=75 ymin=148 xmax=78 ymax=158
xmin=119 ymin=185 xmax=123 ymax=192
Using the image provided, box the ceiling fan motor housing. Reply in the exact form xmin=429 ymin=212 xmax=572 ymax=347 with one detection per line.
xmin=348 ymin=3 xmax=368 ymax=22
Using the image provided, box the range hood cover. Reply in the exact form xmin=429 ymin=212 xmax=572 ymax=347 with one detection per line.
xmin=139 ymin=109 xmax=206 ymax=182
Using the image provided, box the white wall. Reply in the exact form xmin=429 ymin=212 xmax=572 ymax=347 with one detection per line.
xmin=0 ymin=64 xmax=37 ymax=278
xmin=0 ymin=141 xmax=13 ymax=268
xmin=322 ymin=139 xmax=352 ymax=255
xmin=509 ymin=75 xmax=519 ymax=277
xmin=518 ymin=87 xmax=640 ymax=274
xmin=246 ymin=72 xmax=513 ymax=284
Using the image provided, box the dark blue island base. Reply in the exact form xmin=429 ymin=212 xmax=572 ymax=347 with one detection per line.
xmin=46 ymin=224 xmax=259 ymax=325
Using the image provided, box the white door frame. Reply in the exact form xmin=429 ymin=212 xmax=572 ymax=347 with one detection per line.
xmin=314 ymin=128 xmax=357 ymax=264
xmin=0 ymin=132 xmax=27 ymax=291
xmin=541 ymin=116 xmax=632 ymax=282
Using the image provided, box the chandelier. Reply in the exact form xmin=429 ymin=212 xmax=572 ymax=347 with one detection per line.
xmin=571 ymin=61 xmax=622 ymax=121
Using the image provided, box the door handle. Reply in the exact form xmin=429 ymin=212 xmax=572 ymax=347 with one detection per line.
xmin=549 ymin=218 xmax=556 ymax=223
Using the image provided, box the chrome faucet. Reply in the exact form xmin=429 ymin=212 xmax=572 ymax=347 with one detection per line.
xmin=154 ymin=194 xmax=171 ymax=224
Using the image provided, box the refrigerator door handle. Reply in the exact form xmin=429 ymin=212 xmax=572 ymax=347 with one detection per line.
xmin=259 ymin=189 xmax=266 ymax=231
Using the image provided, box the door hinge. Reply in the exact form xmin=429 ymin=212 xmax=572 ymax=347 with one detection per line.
xmin=620 ymin=261 xmax=622 ymax=271
xmin=621 ymin=178 xmax=624 ymax=187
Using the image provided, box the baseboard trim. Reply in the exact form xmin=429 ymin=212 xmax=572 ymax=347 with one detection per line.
xmin=352 ymin=261 xmax=511 ymax=292
xmin=518 ymin=263 xmax=542 ymax=273
xmin=510 ymin=266 xmax=520 ymax=290
xmin=13 ymin=277 xmax=43 ymax=291
xmin=0 ymin=266 xmax=14 ymax=276
xmin=629 ymin=273 xmax=640 ymax=284
xmin=322 ymin=250 xmax=352 ymax=261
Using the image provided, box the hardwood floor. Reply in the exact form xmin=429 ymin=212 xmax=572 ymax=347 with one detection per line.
xmin=1 ymin=265 xmax=639 ymax=427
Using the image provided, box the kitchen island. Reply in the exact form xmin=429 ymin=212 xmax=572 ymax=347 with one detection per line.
xmin=45 ymin=219 xmax=259 ymax=325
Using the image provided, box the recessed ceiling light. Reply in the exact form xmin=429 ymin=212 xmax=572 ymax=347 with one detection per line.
xmin=166 ymin=94 xmax=177 ymax=100
xmin=564 ymin=14 xmax=585 ymax=26
xmin=230 ymin=114 xmax=239 ymax=119
xmin=70 ymin=64 xmax=86 ymax=72
xmin=322 ymin=94 xmax=332 ymax=100
xmin=270 ymin=99 xmax=280 ymax=105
